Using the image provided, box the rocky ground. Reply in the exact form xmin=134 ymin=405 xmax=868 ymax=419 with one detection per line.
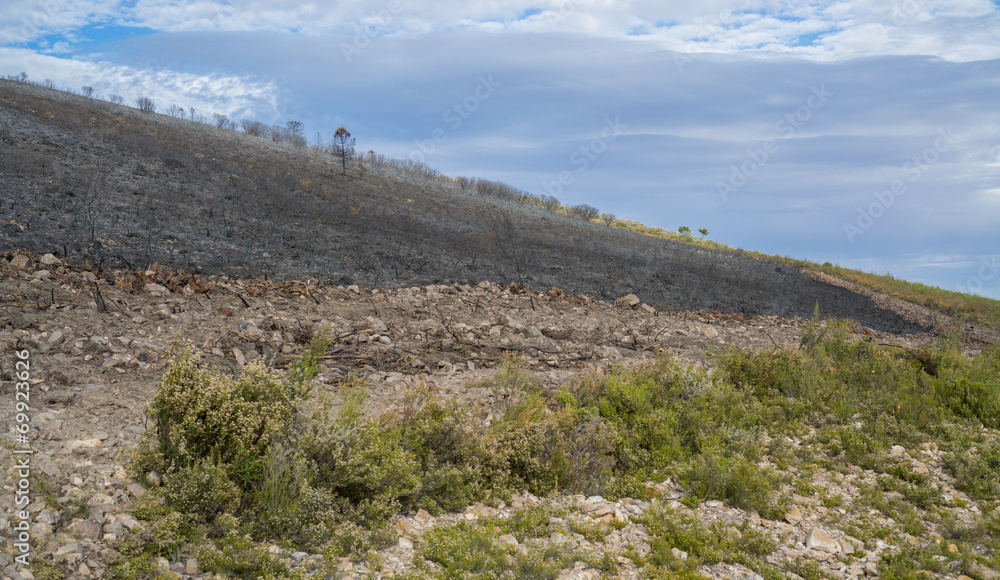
xmin=1 ymin=250 xmax=997 ymax=580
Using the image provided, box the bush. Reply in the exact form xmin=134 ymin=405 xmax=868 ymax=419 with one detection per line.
xmin=134 ymin=96 xmax=155 ymax=113
xmin=140 ymin=353 xmax=298 ymax=481
xmin=295 ymin=387 xmax=417 ymax=518
xmin=196 ymin=514 xmax=288 ymax=578
xmin=682 ymin=453 xmax=786 ymax=519
xmin=645 ymin=504 xmax=778 ymax=575
xmin=935 ymin=377 xmax=1000 ymax=429
xmin=162 ymin=459 xmax=240 ymax=524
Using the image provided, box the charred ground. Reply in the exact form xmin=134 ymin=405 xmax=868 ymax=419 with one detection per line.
xmin=0 ymin=78 xmax=940 ymax=335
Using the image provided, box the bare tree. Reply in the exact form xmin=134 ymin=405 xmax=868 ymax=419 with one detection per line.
xmin=81 ymin=86 xmax=94 ymax=98
xmin=135 ymin=96 xmax=156 ymax=113
xmin=601 ymin=213 xmax=616 ymax=227
xmin=167 ymin=104 xmax=184 ymax=117
xmin=286 ymin=120 xmax=303 ymax=138
xmin=482 ymin=199 xmax=536 ymax=308
xmin=81 ymin=167 xmax=109 ymax=243
xmin=332 ymin=126 xmax=356 ymax=176
xmin=213 ymin=113 xmax=235 ymax=129
xmin=42 ymin=79 xmax=56 ymax=89
xmin=108 ymin=94 xmax=124 ymax=105
xmin=240 ymin=119 xmax=269 ymax=137
xmin=569 ymin=204 xmax=600 ymax=221
xmin=17 ymin=72 xmax=27 ymax=83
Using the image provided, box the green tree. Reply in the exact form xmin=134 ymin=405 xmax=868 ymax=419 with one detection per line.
xmin=698 ymin=228 xmax=709 ymax=238
xmin=678 ymin=226 xmax=691 ymax=236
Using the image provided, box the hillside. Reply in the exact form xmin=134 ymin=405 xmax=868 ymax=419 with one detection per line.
xmin=2 ymin=77 xmax=984 ymax=338
xmin=3 ymin=77 xmax=1000 ymax=580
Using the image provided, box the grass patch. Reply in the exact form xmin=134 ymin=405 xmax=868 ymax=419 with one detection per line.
xmin=115 ymin=315 xmax=1000 ymax=578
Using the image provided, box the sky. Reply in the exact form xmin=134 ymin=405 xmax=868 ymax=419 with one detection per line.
xmin=2 ymin=0 xmax=999 ymax=298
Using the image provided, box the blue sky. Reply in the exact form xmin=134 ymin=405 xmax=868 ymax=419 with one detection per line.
xmin=2 ymin=1 xmax=999 ymax=297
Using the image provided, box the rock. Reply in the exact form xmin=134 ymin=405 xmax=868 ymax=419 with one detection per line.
xmin=185 ymin=558 xmax=199 ymax=574
xmin=36 ymin=509 xmax=60 ymax=526
xmin=700 ymin=325 xmax=719 ymax=338
xmin=671 ymin=547 xmax=688 ymax=560
xmin=88 ymin=493 xmax=115 ymax=506
xmin=78 ymin=562 xmax=90 ymax=575
xmin=839 ymin=538 xmax=856 ymax=555
xmin=639 ymin=303 xmax=656 ymax=314
xmin=127 ymin=482 xmax=147 ymax=498
xmin=47 ymin=330 xmax=64 ymax=345
xmin=69 ymin=518 xmax=103 ymax=541
xmin=233 ymin=347 xmax=246 ymax=366
xmin=10 ymin=254 xmax=32 ymax=268
xmin=784 ymin=505 xmax=802 ymax=525
xmin=550 ymin=531 xmax=569 ymax=544
xmin=888 ymin=445 xmax=907 ymax=458
xmin=499 ymin=534 xmax=518 ymax=546
xmin=806 ymin=526 xmax=839 ymax=552
xmin=145 ymin=283 xmax=169 ymax=295
xmin=615 ymin=294 xmax=640 ymax=308
xmin=972 ymin=565 xmax=1000 ymax=580
xmin=64 ymin=439 xmax=101 ymax=452
xmin=40 ymin=253 xmax=61 ymax=266
xmin=147 ymin=471 xmax=162 ymax=486
xmin=398 ymin=538 xmax=414 ymax=550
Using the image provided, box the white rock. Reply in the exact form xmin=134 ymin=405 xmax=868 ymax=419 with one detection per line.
xmin=40 ymin=253 xmax=61 ymax=266
xmin=806 ymin=526 xmax=840 ymax=552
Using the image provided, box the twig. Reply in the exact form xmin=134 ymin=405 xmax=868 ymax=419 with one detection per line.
xmin=92 ymin=282 xmax=107 ymax=313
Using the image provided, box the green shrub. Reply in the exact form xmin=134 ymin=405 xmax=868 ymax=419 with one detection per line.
xmin=944 ymin=438 xmax=1000 ymax=499
xmin=142 ymin=352 xmax=297 ymax=478
xmin=682 ymin=453 xmax=786 ymax=519
xmin=296 ymin=388 xmax=419 ymax=526
xmin=162 ymin=459 xmax=240 ymax=524
xmin=645 ymin=503 xmax=777 ymax=574
xmin=417 ymin=520 xmax=513 ymax=578
xmin=252 ymin=440 xmax=310 ymax=537
xmin=196 ymin=514 xmax=288 ymax=579
xmin=935 ymin=377 xmax=1000 ymax=429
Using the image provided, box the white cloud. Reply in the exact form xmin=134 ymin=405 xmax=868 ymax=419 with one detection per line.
xmin=0 ymin=46 xmax=279 ymax=120
xmin=4 ymin=1 xmax=997 ymax=62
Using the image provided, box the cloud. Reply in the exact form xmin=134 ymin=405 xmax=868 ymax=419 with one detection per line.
xmin=0 ymin=46 xmax=280 ymax=119
xmin=4 ymin=1 xmax=998 ymax=62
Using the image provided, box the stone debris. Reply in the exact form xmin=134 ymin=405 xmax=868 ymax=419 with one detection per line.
xmin=0 ymin=252 xmax=994 ymax=580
